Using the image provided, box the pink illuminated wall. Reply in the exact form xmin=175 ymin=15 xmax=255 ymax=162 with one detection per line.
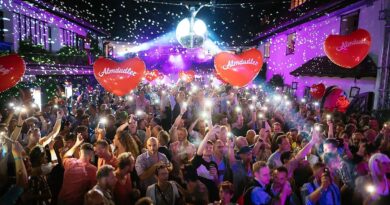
xmin=258 ymin=0 xmax=384 ymax=99
xmin=1 ymin=0 xmax=89 ymax=52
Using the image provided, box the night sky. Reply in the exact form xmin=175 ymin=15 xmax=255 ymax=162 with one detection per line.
xmin=31 ymin=0 xmax=292 ymax=46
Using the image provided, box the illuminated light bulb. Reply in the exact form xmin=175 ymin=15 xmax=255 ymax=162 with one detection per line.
xmin=273 ymin=95 xmax=282 ymax=102
xmin=205 ymin=99 xmax=212 ymax=108
xmin=14 ymin=106 xmax=22 ymax=112
xmin=201 ymin=111 xmax=208 ymax=119
xmin=99 ymin=117 xmax=107 ymax=124
xmin=366 ymin=185 xmax=375 ymax=194
xmin=21 ymin=107 xmax=27 ymax=113
xmin=136 ymin=110 xmax=143 ymax=116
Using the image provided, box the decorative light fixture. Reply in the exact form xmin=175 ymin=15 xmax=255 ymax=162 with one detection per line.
xmin=176 ymin=6 xmax=208 ymax=48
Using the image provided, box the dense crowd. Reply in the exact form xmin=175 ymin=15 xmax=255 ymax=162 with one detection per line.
xmin=0 ymin=80 xmax=389 ymax=205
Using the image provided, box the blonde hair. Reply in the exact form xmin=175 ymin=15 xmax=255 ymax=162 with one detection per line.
xmin=369 ymin=153 xmax=390 ymax=183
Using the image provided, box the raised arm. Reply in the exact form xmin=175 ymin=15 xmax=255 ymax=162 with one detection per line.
xmin=295 ymin=127 xmax=320 ymax=160
xmin=196 ymin=125 xmax=216 ymax=155
xmin=188 ymin=118 xmax=199 ymax=135
xmin=10 ymin=113 xmax=24 ymax=141
xmin=327 ymin=121 xmax=334 ymax=139
xmin=12 ymin=142 xmax=28 ymax=188
xmin=63 ymin=133 xmax=84 ymax=159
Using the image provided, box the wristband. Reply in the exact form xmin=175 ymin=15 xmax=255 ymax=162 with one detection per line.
xmin=16 ymin=125 xmax=22 ymax=128
xmin=14 ymin=157 xmax=22 ymax=161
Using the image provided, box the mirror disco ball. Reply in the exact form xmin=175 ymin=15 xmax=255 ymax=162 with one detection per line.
xmin=176 ymin=18 xmax=207 ymax=48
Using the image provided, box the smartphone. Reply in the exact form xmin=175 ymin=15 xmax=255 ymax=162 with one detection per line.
xmin=261 ymin=121 xmax=266 ymax=129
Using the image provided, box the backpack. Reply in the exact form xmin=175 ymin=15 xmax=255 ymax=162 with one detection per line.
xmin=237 ymin=180 xmax=269 ymax=205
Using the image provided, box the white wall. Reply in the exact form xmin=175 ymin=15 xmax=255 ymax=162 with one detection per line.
xmin=257 ymin=0 xmax=384 ymax=99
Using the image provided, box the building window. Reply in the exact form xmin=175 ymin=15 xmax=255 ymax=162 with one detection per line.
xmin=264 ymin=41 xmax=270 ymax=58
xmin=14 ymin=13 xmax=49 ymax=49
xmin=290 ymin=0 xmax=307 ymax=9
xmin=340 ymin=11 xmax=359 ymax=35
xmin=60 ymin=28 xmax=77 ymax=47
xmin=286 ymin=32 xmax=296 ymax=55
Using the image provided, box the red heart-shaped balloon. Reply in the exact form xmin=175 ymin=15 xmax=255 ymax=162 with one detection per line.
xmin=145 ymin=69 xmax=159 ymax=82
xmin=324 ymin=29 xmax=371 ymax=68
xmin=214 ymin=48 xmax=263 ymax=87
xmin=213 ymin=70 xmax=228 ymax=84
xmin=179 ymin=70 xmax=195 ymax=83
xmin=310 ymin=83 xmax=326 ymax=99
xmin=0 ymin=54 xmax=25 ymax=93
xmin=93 ymin=57 xmax=146 ymax=96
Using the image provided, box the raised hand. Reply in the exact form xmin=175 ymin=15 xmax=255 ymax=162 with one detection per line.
xmin=75 ymin=133 xmax=84 ymax=146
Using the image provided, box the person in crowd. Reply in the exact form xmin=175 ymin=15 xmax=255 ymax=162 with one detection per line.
xmin=94 ymin=139 xmax=117 ymax=169
xmin=355 ymin=153 xmax=390 ymax=205
xmin=244 ymin=161 xmax=273 ymax=205
xmin=146 ymin=164 xmax=183 ymax=205
xmin=267 ymin=135 xmax=291 ymax=169
xmin=114 ymin=152 xmax=140 ymax=205
xmin=217 ymin=181 xmax=236 ymax=205
xmin=23 ymin=145 xmax=53 ymax=205
xmin=271 ymin=166 xmax=300 ymax=205
xmin=58 ymin=135 xmax=97 ymax=205
xmin=157 ymin=130 xmax=172 ymax=161
xmin=135 ymin=137 xmax=171 ymax=192
xmin=191 ymin=125 xmax=220 ymax=202
xmin=0 ymin=142 xmax=28 ymax=205
xmin=301 ymin=162 xmax=341 ymax=205
xmin=84 ymin=165 xmax=117 ymax=205
xmin=113 ymin=125 xmax=141 ymax=158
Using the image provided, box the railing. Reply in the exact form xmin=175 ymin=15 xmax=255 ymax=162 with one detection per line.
xmin=20 ymin=52 xmax=89 ymax=65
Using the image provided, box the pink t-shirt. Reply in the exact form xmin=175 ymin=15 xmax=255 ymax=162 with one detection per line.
xmin=58 ymin=158 xmax=97 ymax=205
